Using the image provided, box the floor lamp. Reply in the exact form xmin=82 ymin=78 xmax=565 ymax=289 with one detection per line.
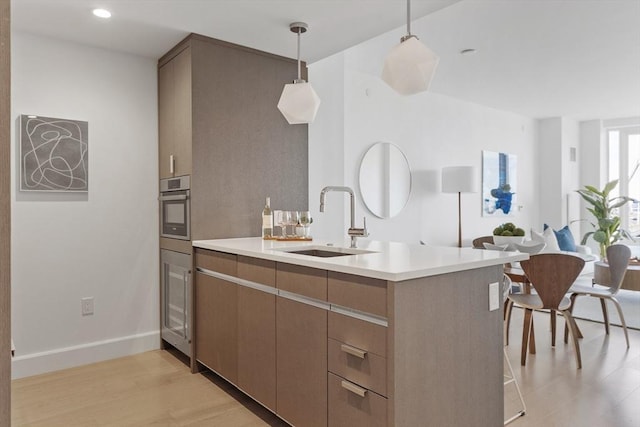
xmin=442 ymin=166 xmax=479 ymax=247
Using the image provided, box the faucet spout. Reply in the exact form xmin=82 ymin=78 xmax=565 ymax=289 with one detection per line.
xmin=319 ymin=186 xmax=368 ymax=248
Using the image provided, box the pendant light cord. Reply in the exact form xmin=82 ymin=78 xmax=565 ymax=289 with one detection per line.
xmin=407 ymin=0 xmax=411 ymax=36
xmin=297 ymin=27 xmax=302 ymax=81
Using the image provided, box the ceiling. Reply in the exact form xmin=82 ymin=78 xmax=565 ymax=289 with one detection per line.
xmin=11 ymin=0 xmax=640 ymax=121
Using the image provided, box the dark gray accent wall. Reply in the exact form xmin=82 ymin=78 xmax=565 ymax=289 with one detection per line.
xmin=189 ymin=35 xmax=308 ymax=240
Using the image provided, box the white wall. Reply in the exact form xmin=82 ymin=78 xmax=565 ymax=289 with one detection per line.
xmin=563 ymin=118 xmax=581 ymax=235
xmin=308 ymin=52 xmax=346 ymax=241
xmin=309 ymin=34 xmax=539 ymax=247
xmin=578 ymin=120 xmax=605 ymax=251
xmin=11 ymin=33 xmax=159 ymax=378
xmin=538 ymin=118 xmax=563 ymax=227
xmin=538 ymin=117 xmax=580 ymax=235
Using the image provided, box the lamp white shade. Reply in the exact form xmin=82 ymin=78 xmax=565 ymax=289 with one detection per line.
xmin=442 ymin=166 xmax=478 ymax=193
xmin=382 ymin=36 xmax=440 ymax=96
xmin=277 ymin=81 xmax=321 ymax=124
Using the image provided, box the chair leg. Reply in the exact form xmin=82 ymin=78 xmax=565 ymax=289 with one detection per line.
xmin=505 ymin=299 xmax=514 ymax=346
xmin=561 ymin=310 xmax=582 ymax=369
xmin=529 ymin=318 xmax=536 ymax=355
xmin=565 ymin=293 xmax=583 ymax=343
xmin=610 ymin=297 xmax=630 ymax=348
xmin=521 ymin=308 xmax=533 ymax=366
xmin=550 ymin=309 xmax=556 ymax=347
xmin=503 ymin=347 xmax=526 ymax=425
xmin=599 ymin=298 xmax=610 ymax=335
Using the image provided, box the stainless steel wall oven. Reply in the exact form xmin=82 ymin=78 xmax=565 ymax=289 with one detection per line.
xmin=159 ymin=175 xmax=190 ymax=240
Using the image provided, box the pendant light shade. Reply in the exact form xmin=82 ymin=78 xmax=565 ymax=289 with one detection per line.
xmin=277 ymin=22 xmax=321 ymax=124
xmin=278 ymin=81 xmax=321 ymax=124
xmin=382 ymin=0 xmax=439 ymax=95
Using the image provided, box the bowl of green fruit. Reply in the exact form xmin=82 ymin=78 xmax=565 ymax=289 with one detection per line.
xmin=492 ymin=222 xmax=526 ymax=246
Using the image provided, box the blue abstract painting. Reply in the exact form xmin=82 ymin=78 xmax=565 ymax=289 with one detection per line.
xmin=482 ymin=151 xmax=517 ymax=217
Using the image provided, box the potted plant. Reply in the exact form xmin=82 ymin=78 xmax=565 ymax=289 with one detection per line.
xmin=576 ymin=179 xmax=636 ymax=259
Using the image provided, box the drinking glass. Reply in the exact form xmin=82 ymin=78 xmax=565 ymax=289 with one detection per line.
xmin=299 ymin=211 xmax=311 ymax=226
xmin=276 ymin=210 xmax=290 ymax=238
xmin=286 ymin=211 xmax=300 ymax=237
xmin=299 ymin=211 xmax=311 ymax=237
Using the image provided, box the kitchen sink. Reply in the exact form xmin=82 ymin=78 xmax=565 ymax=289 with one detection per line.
xmin=275 ymin=245 xmax=375 ymax=258
xmin=286 ymin=249 xmax=353 ymax=258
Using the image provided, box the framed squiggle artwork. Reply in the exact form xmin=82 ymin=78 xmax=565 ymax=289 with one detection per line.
xmin=20 ymin=115 xmax=88 ymax=192
xmin=482 ymin=150 xmax=517 ymax=217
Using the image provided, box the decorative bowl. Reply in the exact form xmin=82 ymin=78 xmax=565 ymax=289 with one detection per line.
xmin=492 ymin=235 xmax=525 ymax=246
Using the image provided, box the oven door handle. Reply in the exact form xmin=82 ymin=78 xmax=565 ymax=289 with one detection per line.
xmin=159 ymin=194 xmax=188 ymax=201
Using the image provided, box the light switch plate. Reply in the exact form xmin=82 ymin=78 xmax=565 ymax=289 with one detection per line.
xmin=488 ymin=282 xmax=500 ymax=311
xmin=81 ymin=297 xmax=94 ymax=316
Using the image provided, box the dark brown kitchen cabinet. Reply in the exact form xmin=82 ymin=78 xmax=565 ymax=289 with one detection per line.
xmin=237 ymin=256 xmax=276 ymax=411
xmin=194 ymin=271 xmax=237 ymax=383
xmin=158 ymin=33 xmax=308 ymax=241
xmin=159 ymin=32 xmax=308 ymax=372
xmin=237 ymin=286 xmax=276 ymax=410
xmin=276 ymin=296 xmax=328 ymax=427
xmin=158 ymin=46 xmax=192 ymax=179
xmin=191 ymin=247 xmax=505 ymax=427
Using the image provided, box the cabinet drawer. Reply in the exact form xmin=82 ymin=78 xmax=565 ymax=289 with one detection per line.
xmin=328 ymin=338 xmax=387 ymax=397
xmin=328 ymin=372 xmax=387 ymax=427
xmin=195 ymin=249 xmax=236 ymax=276
xmin=328 ymin=272 xmax=387 ymax=317
xmin=328 ymin=311 xmax=386 ymax=358
xmin=238 ymin=255 xmax=275 ymax=287
xmin=277 ymin=263 xmax=327 ymax=300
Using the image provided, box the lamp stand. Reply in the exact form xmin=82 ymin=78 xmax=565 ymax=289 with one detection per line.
xmin=457 ymin=192 xmax=462 ymax=248
xmin=441 ymin=165 xmax=477 ymax=248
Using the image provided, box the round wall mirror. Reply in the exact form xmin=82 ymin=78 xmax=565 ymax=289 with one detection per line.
xmin=358 ymin=142 xmax=412 ymax=218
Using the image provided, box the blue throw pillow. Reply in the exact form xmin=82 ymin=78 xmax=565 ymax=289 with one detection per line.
xmin=544 ymin=224 xmax=576 ymax=252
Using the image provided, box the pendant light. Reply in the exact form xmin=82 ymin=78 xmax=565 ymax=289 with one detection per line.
xmin=382 ymin=0 xmax=439 ymax=95
xmin=277 ymin=22 xmax=321 ymax=124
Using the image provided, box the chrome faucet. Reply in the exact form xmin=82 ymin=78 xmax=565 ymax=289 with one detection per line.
xmin=319 ymin=186 xmax=369 ymax=248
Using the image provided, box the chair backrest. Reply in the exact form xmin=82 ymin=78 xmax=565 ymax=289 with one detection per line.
xmin=501 ymin=274 xmax=513 ymax=303
xmin=605 ymin=244 xmax=632 ymax=292
xmin=472 ymin=236 xmax=494 ymax=249
xmin=520 ymin=253 xmax=585 ymax=309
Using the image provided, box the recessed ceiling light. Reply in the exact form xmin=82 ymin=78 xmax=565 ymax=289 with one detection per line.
xmin=460 ymin=48 xmax=477 ymax=55
xmin=92 ymin=8 xmax=112 ymax=19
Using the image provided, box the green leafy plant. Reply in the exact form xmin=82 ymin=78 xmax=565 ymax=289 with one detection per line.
xmin=576 ymin=179 xmax=636 ymax=259
xmin=492 ymin=222 xmax=525 ymax=237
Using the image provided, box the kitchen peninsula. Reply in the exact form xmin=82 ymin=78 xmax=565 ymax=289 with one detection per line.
xmin=192 ymin=237 xmax=528 ymax=427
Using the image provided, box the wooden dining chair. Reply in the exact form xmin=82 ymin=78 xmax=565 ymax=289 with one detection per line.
xmin=505 ymin=241 xmax=548 ymax=346
xmin=506 ymin=253 xmax=585 ymax=368
xmin=472 ymin=235 xmax=494 ymax=249
xmin=565 ymin=244 xmax=632 ymax=348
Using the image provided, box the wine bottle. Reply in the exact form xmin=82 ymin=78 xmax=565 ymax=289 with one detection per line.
xmin=262 ymin=197 xmax=273 ymax=239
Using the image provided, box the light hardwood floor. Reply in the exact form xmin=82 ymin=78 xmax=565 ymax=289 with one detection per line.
xmin=12 ymin=309 xmax=640 ymax=426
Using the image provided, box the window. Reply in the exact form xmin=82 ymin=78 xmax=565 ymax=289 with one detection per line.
xmin=608 ymin=127 xmax=640 ymax=237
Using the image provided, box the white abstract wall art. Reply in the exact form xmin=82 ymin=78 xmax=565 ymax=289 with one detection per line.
xmin=482 ymin=150 xmax=517 ymax=217
xmin=20 ymin=114 xmax=88 ymax=192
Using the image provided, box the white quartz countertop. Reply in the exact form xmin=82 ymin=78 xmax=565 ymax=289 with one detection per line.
xmin=192 ymin=237 xmax=529 ymax=282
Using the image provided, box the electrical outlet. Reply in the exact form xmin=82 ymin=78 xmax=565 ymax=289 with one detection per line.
xmin=488 ymin=282 xmax=500 ymax=311
xmin=81 ymin=297 xmax=94 ymax=316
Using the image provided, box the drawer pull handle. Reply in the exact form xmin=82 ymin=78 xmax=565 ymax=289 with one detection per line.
xmin=340 ymin=343 xmax=367 ymax=359
xmin=341 ymin=380 xmax=368 ymax=397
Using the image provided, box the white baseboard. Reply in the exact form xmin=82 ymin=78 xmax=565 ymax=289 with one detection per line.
xmin=11 ymin=331 xmax=160 ymax=379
